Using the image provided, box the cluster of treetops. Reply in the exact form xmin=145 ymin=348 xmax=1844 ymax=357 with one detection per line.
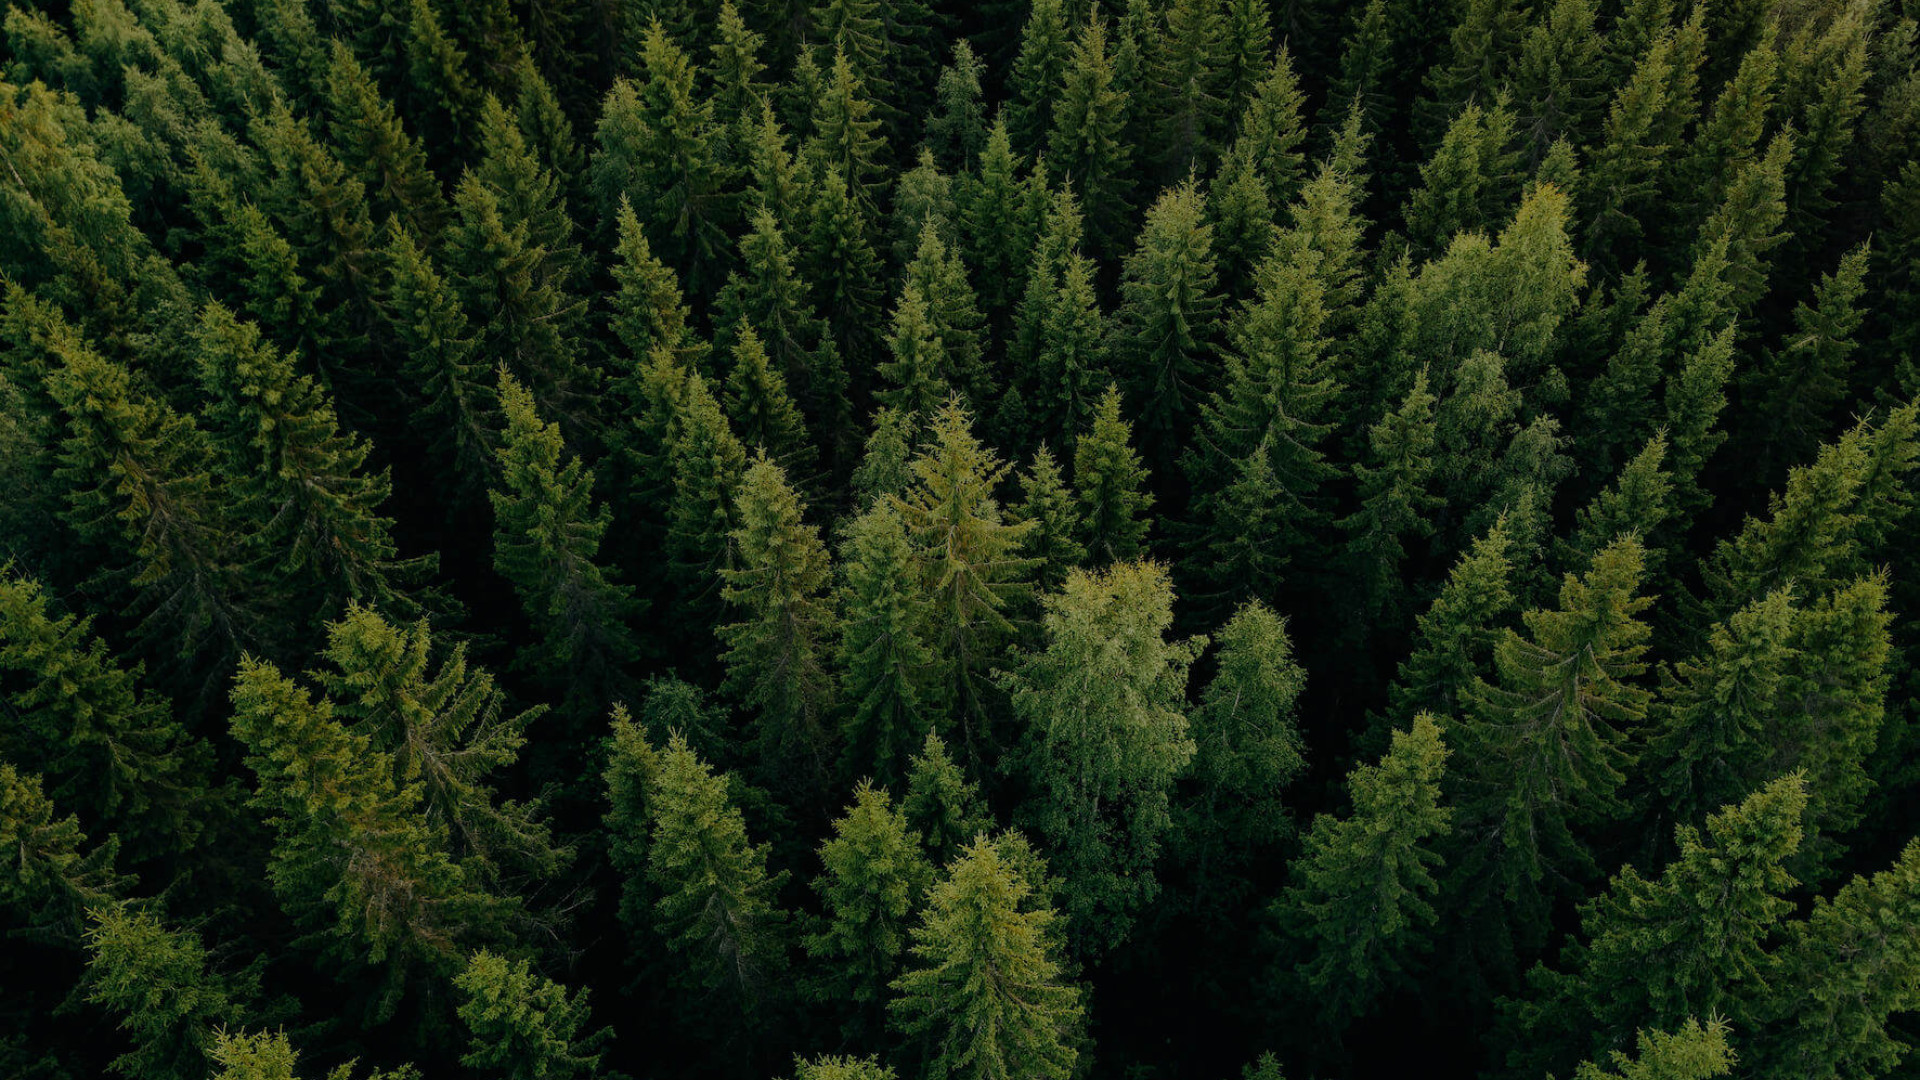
xmin=1 ymin=0 xmax=1919 ymax=1078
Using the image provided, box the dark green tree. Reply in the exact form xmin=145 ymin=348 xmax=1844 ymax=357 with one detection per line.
xmin=836 ymin=504 xmax=934 ymax=788
xmin=454 ymin=951 xmax=610 ymax=1080
xmin=1072 ymin=385 xmax=1153 ymax=564
xmin=82 ymin=904 xmax=255 ymax=1080
xmin=1115 ymin=177 xmax=1222 ymax=473
xmin=806 ymin=782 xmax=934 ymax=1040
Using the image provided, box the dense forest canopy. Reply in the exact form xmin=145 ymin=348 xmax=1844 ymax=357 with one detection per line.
xmin=1 ymin=0 xmax=1918 ymax=1077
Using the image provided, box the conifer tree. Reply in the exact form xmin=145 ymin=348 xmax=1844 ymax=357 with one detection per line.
xmin=1032 ymin=253 xmax=1111 ymax=450
xmin=836 ymin=504 xmax=934 ymax=788
xmin=1754 ymin=839 xmax=1920 ymax=1080
xmin=903 ymin=223 xmax=989 ymax=400
xmin=1208 ymin=143 xmax=1279 ymax=301
xmin=900 ymin=732 xmax=991 ymax=867
xmin=1012 ymin=446 xmax=1087 ymax=592
xmin=1505 ymin=776 xmax=1807 ymax=1077
xmin=1570 ymin=1021 xmax=1735 ymax=1080
xmin=708 ymin=2 xmax=770 ymax=133
xmin=1072 ymin=385 xmax=1153 ymax=564
xmin=1007 ymin=0 xmax=1071 ymax=154
xmin=1234 ymin=47 xmax=1309 ymax=207
xmin=1340 ymin=370 xmax=1441 ymax=630
xmin=228 ymin=657 xmax=510 ymax=1022
xmin=927 ymin=40 xmax=988 ymax=171
xmin=0 ymin=570 xmax=210 ymax=863
xmin=789 ymin=1057 xmax=896 ymax=1080
xmin=719 ymin=454 xmax=837 ymax=781
xmin=379 ymin=228 xmax=498 ymax=503
xmin=602 ymin=705 xmax=660 ymax=940
xmin=716 ymin=209 xmax=848 ymax=446
xmin=321 ymin=41 xmax=443 ymax=240
xmin=807 ymin=48 xmax=888 ymax=212
xmin=806 ymin=783 xmax=934 ymax=1039
xmin=803 ymin=165 xmax=886 ymax=386
xmin=890 ymin=835 xmax=1082 ymax=1080
xmin=646 ymin=732 xmax=790 ymax=1013
xmin=724 ymin=326 xmax=816 ymax=477
xmin=1116 ymin=178 xmax=1222 ymax=473
xmin=890 ymin=400 xmax=1035 ymax=749
xmin=46 ymin=333 xmax=251 ymax=666
xmin=454 ymin=951 xmax=610 ymax=1080
xmin=0 ymin=761 xmax=126 ymax=944
xmin=888 ymin=151 xmax=956 ymax=267
xmin=959 ymin=117 xmax=1034 ymax=322
xmin=1273 ymin=713 xmax=1451 ymax=1028
xmin=83 ymin=905 xmax=255 ymax=1080
xmin=1147 ymin=0 xmax=1230 ymax=177
xmin=878 ymin=285 xmax=951 ymax=418
xmin=1048 ymin=13 xmax=1133 ymax=252
xmin=489 ymin=371 xmax=640 ymax=704
xmin=1560 ymin=434 xmax=1673 ymax=573
xmin=1005 ymin=561 xmax=1198 ymax=956
xmin=590 ymin=25 xmax=730 ymax=292
xmin=1450 ymin=537 xmax=1654 ymax=947
xmin=664 ymin=373 xmax=750 ymax=630
xmin=444 ymin=172 xmax=587 ymax=425
xmin=1742 ymin=245 xmax=1871 ymax=478
xmin=607 ymin=197 xmax=707 ymax=373
xmin=1403 ymin=101 xmax=1522 ymax=257
xmin=314 ymin=604 xmax=560 ymax=880
xmin=1178 ymin=600 xmax=1306 ymax=896
xmin=194 ymin=303 xmax=415 ymax=617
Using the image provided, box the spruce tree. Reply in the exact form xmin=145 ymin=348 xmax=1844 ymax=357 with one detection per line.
xmin=1505 ymin=776 xmax=1806 ymax=1077
xmin=716 ymin=208 xmax=848 ymax=448
xmin=724 ymin=326 xmax=816 ymax=478
xmin=878 ymin=285 xmax=951 ymax=418
xmin=802 ymin=165 xmax=886 ymax=391
xmin=1273 ymin=713 xmax=1451 ymax=1028
xmin=806 ymin=782 xmax=934 ymax=1040
xmin=83 ymin=905 xmax=255 ymax=1080
xmin=806 ymin=48 xmax=888 ymax=212
xmin=663 ymin=373 xmax=750 ymax=632
xmin=0 ymin=570 xmax=211 ymax=863
xmin=314 ymin=604 xmax=561 ymax=880
xmin=1570 ymin=1021 xmax=1735 ymax=1080
xmin=1178 ymin=600 xmax=1307 ymax=897
xmin=900 ymin=732 xmax=991 ymax=867
xmin=1048 ymin=13 xmax=1133 ymax=252
xmin=719 ymin=454 xmax=837 ymax=782
xmin=1115 ymin=178 xmax=1222 ymax=474
xmin=902 ymin=222 xmax=989 ymax=401
xmin=1147 ymin=0 xmax=1231 ymax=177
xmin=1340 ymin=370 xmax=1441 ymax=631
xmin=1234 ymin=46 xmax=1309 ymax=207
xmin=890 ymin=400 xmax=1035 ymax=750
xmin=1742 ymin=245 xmax=1871 ymax=479
xmin=454 ymin=952 xmax=610 ymax=1080
xmin=889 ymin=835 xmax=1082 ymax=1080
xmin=194 ymin=303 xmax=416 ymax=617
xmin=320 ymin=40 xmax=443 ymax=240
xmin=607 ymin=197 xmax=707 ymax=374
xmin=490 ymin=371 xmax=640 ymax=707
xmin=1005 ymin=561 xmax=1199 ymax=956
xmin=1007 ymin=0 xmax=1071 ymax=154
xmin=927 ymin=40 xmax=988 ymax=171
xmin=1032 ymin=253 xmax=1111 ymax=450
xmin=836 ymin=504 xmax=934 ymax=788
xmin=379 ymin=227 xmax=498 ymax=504
xmin=1012 ymin=446 xmax=1087 ymax=592
xmin=0 ymin=762 xmax=126 ymax=944
xmin=228 ymin=657 xmax=511 ymax=1022
xmin=646 ymin=732 xmax=791 ymax=1014
xmin=1072 ymin=384 xmax=1153 ymax=564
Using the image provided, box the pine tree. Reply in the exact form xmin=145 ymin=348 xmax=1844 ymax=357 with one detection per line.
xmin=1403 ymin=101 xmax=1523 ymax=258
xmin=379 ymin=227 xmax=498 ymax=503
xmin=903 ymin=223 xmax=988 ymax=401
xmin=1005 ymin=561 xmax=1198 ymax=956
xmin=1032 ymin=253 xmax=1111 ymax=449
xmin=314 ymin=604 xmax=561 ymax=880
xmin=889 ymin=835 xmax=1082 ymax=1080
xmin=959 ymin=117 xmax=1034 ymax=322
xmin=1505 ymin=776 xmax=1806 ymax=1077
xmin=454 ymin=952 xmax=610 ymax=1080
xmin=194 ymin=303 xmax=415 ymax=616
xmin=1148 ymin=0 xmax=1231 ymax=177
xmin=646 ymin=732 xmax=790 ymax=1013
xmin=836 ymin=504 xmax=934 ymax=788
xmin=489 ymin=371 xmax=641 ymax=704
xmin=1072 ymin=385 xmax=1154 ymax=564
xmin=788 ymin=1057 xmax=896 ymax=1080
xmin=228 ymin=657 xmax=510 ymax=1022
xmin=889 ymin=400 xmax=1036 ymax=749
xmin=709 ymin=2 xmax=770 ymax=133
xmin=806 ymin=782 xmax=934 ymax=1039
xmin=806 ymin=48 xmax=888 ymax=212
xmin=607 ymin=197 xmax=707 ymax=373
xmin=1178 ymin=600 xmax=1306 ymax=897
xmin=1560 ymin=434 xmax=1673 ymax=573
xmin=1048 ymin=13 xmax=1133 ymax=252
xmin=602 ymin=705 xmax=661 ymax=939
xmin=83 ymin=905 xmax=255 ymax=1080
xmin=802 ymin=165 xmax=886 ymax=388
xmin=900 ymin=731 xmax=991 ymax=866
xmin=0 ymin=570 xmax=211 ymax=864
xmin=1116 ymin=177 xmax=1222 ymax=473
xmin=1273 ymin=713 xmax=1451 ymax=1028
xmin=719 ymin=454 xmax=837 ymax=781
